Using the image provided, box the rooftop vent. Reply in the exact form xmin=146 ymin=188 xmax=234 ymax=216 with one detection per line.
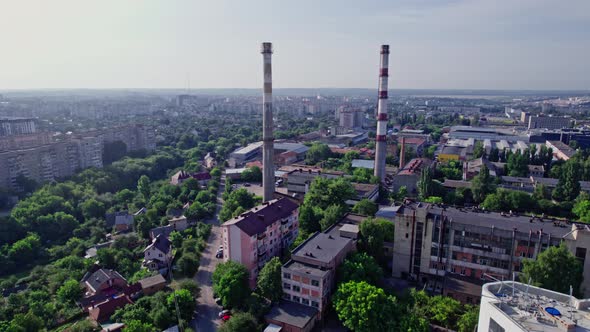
xmin=316 ymin=245 xmax=321 ymax=249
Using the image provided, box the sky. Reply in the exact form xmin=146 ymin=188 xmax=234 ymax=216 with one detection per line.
xmin=0 ymin=0 xmax=589 ymax=90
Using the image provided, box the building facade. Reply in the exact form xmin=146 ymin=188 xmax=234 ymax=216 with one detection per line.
xmin=281 ymin=214 xmax=362 ymax=318
xmin=392 ymin=201 xmax=590 ymax=299
xmin=0 ymin=117 xmax=36 ymax=136
xmin=528 ymin=115 xmax=573 ymax=130
xmin=221 ymin=198 xmax=299 ymax=286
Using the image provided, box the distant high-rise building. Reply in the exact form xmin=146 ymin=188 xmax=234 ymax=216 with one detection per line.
xmin=338 ymin=109 xmax=364 ymax=129
xmin=0 ymin=117 xmax=36 ymax=136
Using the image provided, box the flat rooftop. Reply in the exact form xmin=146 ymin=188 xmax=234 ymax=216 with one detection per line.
xmin=283 ymin=260 xmax=329 ymax=278
xmin=399 ymin=203 xmax=573 ymax=238
xmin=292 ymin=232 xmax=352 ymax=264
xmin=265 ymin=301 xmax=318 ymax=329
xmin=483 ymin=281 xmax=590 ymax=332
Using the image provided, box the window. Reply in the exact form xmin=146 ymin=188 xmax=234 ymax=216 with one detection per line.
xmin=311 ymin=301 xmax=319 ymax=308
xmin=489 ymin=318 xmax=505 ymax=332
xmin=292 ymin=296 xmax=300 ymax=303
xmin=301 ymin=298 xmax=310 ymax=305
xmin=283 ymin=293 xmax=291 ymax=300
xmin=311 ymin=280 xmax=319 ymax=287
xmin=283 ymin=273 xmax=291 ymax=279
xmin=159 ymin=253 xmax=163 ymax=257
xmin=293 ymin=285 xmax=301 ymax=292
xmin=283 ymin=283 xmax=291 ymax=290
xmin=405 ymin=233 xmax=409 ymax=239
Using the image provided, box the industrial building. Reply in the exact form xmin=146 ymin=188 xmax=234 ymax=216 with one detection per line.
xmin=338 ymin=108 xmax=365 ymax=129
xmin=528 ymin=115 xmax=573 ymax=130
xmin=391 ymin=201 xmax=590 ymax=302
xmin=229 ymin=141 xmax=309 ymax=167
xmin=391 ymin=158 xmax=433 ymax=194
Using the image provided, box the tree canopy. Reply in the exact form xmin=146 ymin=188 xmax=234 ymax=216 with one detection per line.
xmin=212 ymin=261 xmax=250 ymax=308
xmin=522 ymin=244 xmax=583 ymax=296
xmin=257 ymin=257 xmax=283 ymax=303
xmin=333 ymin=281 xmax=399 ymax=332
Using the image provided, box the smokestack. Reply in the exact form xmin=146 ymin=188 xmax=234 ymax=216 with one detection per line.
xmin=399 ymin=137 xmax=406 ymax=170
xmin=261 ymin=42 xmax=275 ymax=202
xmin=374 ymin=45 xmax=390 ymax=181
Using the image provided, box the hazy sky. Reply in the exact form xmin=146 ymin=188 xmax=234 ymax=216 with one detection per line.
xmin=1 ymin=0 xmax=589 ymax=90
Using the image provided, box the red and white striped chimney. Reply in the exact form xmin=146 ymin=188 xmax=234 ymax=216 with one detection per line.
xmin=374 ymin=45 xmax=390 ymax=181
xmin=261 ymin=42 xmax=275 ymax=202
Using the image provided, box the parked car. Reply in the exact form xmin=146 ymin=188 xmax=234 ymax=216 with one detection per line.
xmin=243 ymin=183 xmax=251 ymax=187
xmin=216 ymin=249 xmax=223 ymax=259
xmin=222 ymin=314 xmax=231 ymax=322
xmin=218 ymin=310 xmax=231 ymax=318
xmin=215 ymin=297 xmax=223 ymax=306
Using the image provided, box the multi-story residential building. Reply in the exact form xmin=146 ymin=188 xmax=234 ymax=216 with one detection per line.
xmin=0 ymin=132 xmax=52 ymax=151
xmin=339 ymin=109 xmax=364 ymax=129
xmin=478 ymin=281 xmax=590 ymax=332
xmin=281 ymin=213 xmax=362 ymax=319
xmin=391 ymin=201 xmax=590 ymax=301
xmin=87 ymin=124 xmax=156 ymax=153
xmin=0 ymin=117 xmax=36 ymax=136
xmin=0 ymin=135 xmax=102 ymax=190
xmin=221 ymin=198 xmax=299 ymax=286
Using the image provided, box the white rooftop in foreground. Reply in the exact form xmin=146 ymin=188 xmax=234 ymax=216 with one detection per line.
xmin=479 ymin=281 xmax=590 ymax=332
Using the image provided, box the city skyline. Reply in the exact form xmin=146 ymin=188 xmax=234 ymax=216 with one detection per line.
xmin=1 ymin=0 xmax=589 ymax=90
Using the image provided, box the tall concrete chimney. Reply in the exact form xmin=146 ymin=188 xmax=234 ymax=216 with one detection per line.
xmin=374 ymin=45 xmax=390 ymax=181
xmin=261 ymin=42 xmax=275 ymax=202
xmin=399 ymin=136 xmax=406 ymax=170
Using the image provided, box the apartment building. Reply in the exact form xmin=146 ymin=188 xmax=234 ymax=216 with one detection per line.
xmin=89 ymin=124 xmax=156 ymax=153
xmin=281 ymin=214 xmax=361 ymax=319
xmin=0 ymin=135 xmax=102 ymax=189
xmin=392 ymin=201 xmax=590 ymax=300
xmin=221 ymin=198 xmax=299 ymax=286
xmin=0 ymin=117 xmax=36 ymax=136
xmin=0 ymin=132 xmax=52 ymax=151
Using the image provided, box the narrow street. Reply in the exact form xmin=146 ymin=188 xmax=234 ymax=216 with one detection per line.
xmin=192 ymin=175 xmax=225 ymax=332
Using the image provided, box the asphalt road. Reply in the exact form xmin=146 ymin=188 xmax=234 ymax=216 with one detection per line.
xmin=192 ymin=175 xmax=225 ymax=332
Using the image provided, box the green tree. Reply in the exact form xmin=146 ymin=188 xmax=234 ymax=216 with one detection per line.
xmin=176 ymin=279 xmax=201 ymax=298
xmin=522 ymin=244 xmax=583 ymax=296
xmin=212 ymin=261 xmax=250 ymax=308
xmin=338 ymin=252 xmax=383 ymax=285
xmin=471 ymin=164 xmax=496 ymax=203
xmin=359 ymin=218 xmax=394 ymax=262
xmin=352 ymin=199 xmax=378 ymax=216
xmin=424 ymin=196 xmax=444 ymax=204
xmin=417 ymin=167 xmax=434 ymax=199
xmin=69 ymin=319 xmax=99 ymax=332
xmin=574 ymin=199 xmax=590 ymax=223
xmin=167 ymin=289 xmax=196 ymax=321
xmin=241 ymin=166 xmax=262 ymax=182
xmin=320 ymin=204 xmax=346 ymax=231
xmin=305 ymin=143 xmax=332 ymax=165
xmin=473 ymin=141 xmax=484 ymax=158
xmin=218 ymin=312 xmax=258 ymax=332
xmin=103 ymin=140 xmax=128 ymax=164
xmin=81 ymin=198 xmax=106 ymax=220
xmin=122 ymin=320 xmax=155 ymax=332
xmin=185 ymin=201 xmax=208 ymax=221
xmin=427 ymin=295 xmax=462 ymax=328
xmin=553 ymin=160 xmax=581 ymax=201
xmin=399 ymin=314 xmax=429 ymax=332
xmin=457 ymin=305 xmax=479 ymax=332
xmin=8 ymin=312 xmax=44 ymax=332
xmin=395 ymin=186 xmax=408 ymax=201
xmin=333 ymin=281 xmax=399 ymax=332
xmin=177 ymin=252 xmax=200 ymax=277
xmin=210 ymin=167 xmax=222 ymax=177
xmin=137 ymin=175 xmax=151 ymax=200
xmin=57 ymin=279 xmax=82 ymax=303
xmin=257 ymin=257 xmax=283 ymax=302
